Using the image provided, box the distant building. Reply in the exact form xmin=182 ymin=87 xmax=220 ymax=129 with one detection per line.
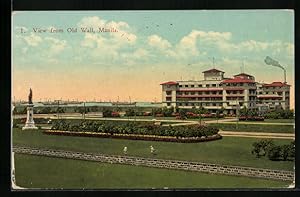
xmin=257 ymin=82 xmax=290 ymax=111
xmin=160 ymin=68 xmax=290 ymax=114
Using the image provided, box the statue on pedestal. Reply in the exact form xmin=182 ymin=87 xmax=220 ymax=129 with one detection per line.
xmin=22 ymin=88 xmax=38 ymax=130
xmin=28 ymin=88 xmax=33 ymax=104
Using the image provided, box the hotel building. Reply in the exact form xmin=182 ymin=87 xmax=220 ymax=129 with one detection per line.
xmin=160 ymin=68 xmax=290 ymax=114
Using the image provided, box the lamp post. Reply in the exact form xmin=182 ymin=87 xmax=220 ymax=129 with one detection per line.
xmin=83 ymin=101 xmax=86 ymax=120
xmin=134 ymin=101 xmax=137 ymax=122
xmin=236 ymin=97 xmax=240 ymax=130
xmin=54 ymin=100 xmax=60 ymax=120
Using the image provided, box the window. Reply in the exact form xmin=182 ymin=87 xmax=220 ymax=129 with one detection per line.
xmin=198 ymin=92 xmax=202 ymax=95
xmin=212 ymin=84 xmax=216 ymax=87
xmin=179 ymin=85 xmax=182 ymax=88
xmin=184 ymin=92 xmax=189 ymax=95
xmin=213 ymin=103 xmax=216 ymax=106
xmin=198 ymin=84 xmax=202 ymax=87
xmin=167 ymin=103 xmax=171 ymax=106
xmin=191 ymin=85 xmax=195 ymax=88
xmin=206 ymin=84 xmax=209 ymax=88
xmin=166 ymin=97 xmax=171 ymax=101
xmin=178 ymin=103 xmax=182 ymax=106
xmin=166 ymin=91 xmax=172 ymax=95
xmin=185 ymin=85 xmax=189 ymax=88
xmin=191 ymin=92 xmax=195 ymax=95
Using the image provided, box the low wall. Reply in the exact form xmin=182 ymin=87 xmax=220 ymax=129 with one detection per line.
xmin=13 ymin=146 xmax=294 ymax=182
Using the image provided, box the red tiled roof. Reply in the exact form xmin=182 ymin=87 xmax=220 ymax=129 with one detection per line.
xmin=202 ymin=68 xmax=224 ymax=73
xmin=221 ymin=78 xmax=255 ymax=83
xmin=178 ymin=88 xmax=223 ymax=92
xmin=224 ymin=88 xmax=245 ymax=91
xmin=176 ymin=95 xmax=223 ymax=98
xmin=226 ymin=96 xmax=244 ymax=98
xmin=262 ymin=82 xmax=290 ymax=87
xmin=257 ymin=95 xmax=282 ymax=99
xmin=234 ymin=73 xmax=254 ymax=77
xmin=160 ymin=81 xmax=178 ymax=85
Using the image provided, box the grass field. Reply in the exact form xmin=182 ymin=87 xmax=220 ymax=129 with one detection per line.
xmin=13 ymin=129 xmax=294 ymax=171
xmin=209 ymin=123 xmax=294 ymax=133
xmin=14 ymin=154 xmax=290 ymax=189
xmin=264 ymin=119 xmax=295 ymax=123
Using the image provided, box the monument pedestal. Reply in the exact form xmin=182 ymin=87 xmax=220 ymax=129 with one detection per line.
xmin=22 ymin=104 xmax=38 ymax=130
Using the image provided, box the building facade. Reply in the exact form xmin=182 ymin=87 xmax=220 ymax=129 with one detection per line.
xmin=161 ymin=68 xmax=290 ymax=114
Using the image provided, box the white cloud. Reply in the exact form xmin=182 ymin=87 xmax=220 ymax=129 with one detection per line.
xmin=45 ymin=37 xmax=67 ymax=55
xmin=77 ymin=16 xmax=107 ymax=28
xmin=78 ymin=16 xmax=137 ymax=45
xmin=78 ymin=16 xmax=139 ymax=62
xmin=147 ymin=35 xmax=172 ymax=50
xmin=23 ymin=33 xmax=42 ymax=46
xmin=286 ymin=43 xmax=294 ymax=57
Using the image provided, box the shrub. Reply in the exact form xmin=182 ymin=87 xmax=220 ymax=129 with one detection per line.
xmin=251 ymin=142 xmax=262 ymax=158
xmin=288 ymin=141 xmax=295 ymax=158
xmin=280 ymin=144 xmax=290 ymax=161
xmin=103 ymin=108 xmax=113 ymax=117
xmin=267 ymin=145 xmax=281 ymax=160
xmin=260 ymin=139 xmax=274 ymax=156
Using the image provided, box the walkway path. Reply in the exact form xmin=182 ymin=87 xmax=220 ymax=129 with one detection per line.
xmin=204 ymin=119 xmax=294 ymax=126
xmin=219 ymin=131 xmax=295 ymax=140
xmin=13 ymin=146 xmax=294 ymax=182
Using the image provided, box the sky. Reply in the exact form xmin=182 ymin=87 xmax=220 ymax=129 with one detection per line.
xmin=12 ymin=10 xmax=294 ymax=108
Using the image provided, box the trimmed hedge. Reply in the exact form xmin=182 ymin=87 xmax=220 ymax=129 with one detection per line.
xmin=51 ymin=119 xmax=219 ymax=138
xmin=44 ymin=130 xmax=222 ymax=143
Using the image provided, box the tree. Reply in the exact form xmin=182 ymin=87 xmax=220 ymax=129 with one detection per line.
xmin=103 ymin=108 xmax=113 ymax=117
xmin=240 ymin=106 xmax=248 ymax=116
xmin=251 ymin=142 xmax=262 ymax=157
xmin=41 ymin=107 xmax=51 ymax=114
xmin=280 ymin=144 xmax=290 ymax=161
xmin=260 ymin=139 xmax=274 ymax=156
xmin=152 ymin=108 xmax=162 ymax=116
xmin=178 ymin=109 xmax=186 ymax=119
xmin=288 ymin=140 xmax=295 ymax=158
xmin=125 ymin=108 xmax=135 ymax=116
xmin=162 ymin=106 xmax=174 ymax=117
xmin=267 ymin=145 xmax=281 ymax=160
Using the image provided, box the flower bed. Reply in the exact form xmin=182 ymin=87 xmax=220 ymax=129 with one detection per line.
xmin=43 ymin=130 xmax=222 ymax=143
xmin=51 ymin=119 xmax=219 ymax=138
xmin=48 ymin=119 xmax=221 ymax=142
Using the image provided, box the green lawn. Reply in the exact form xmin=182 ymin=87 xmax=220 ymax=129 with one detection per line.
xmin=209 ymin=123 xmax=294 ymax=133
xmin=264 ymin=119 xmax=295 ymax=123
xmin=14 ymin=154 xmax=290 ymax=189
xmin=13 ymin=129 xmax=294 ymax=171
